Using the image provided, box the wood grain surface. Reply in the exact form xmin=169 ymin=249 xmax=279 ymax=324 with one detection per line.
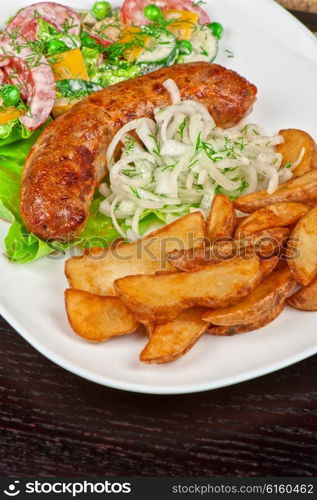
xmin=1 ymin=317 xmax=317 ymax=477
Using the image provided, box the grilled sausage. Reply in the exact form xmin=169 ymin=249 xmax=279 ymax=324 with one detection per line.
xmin=21 ymin=62 xmax=257 ymax=240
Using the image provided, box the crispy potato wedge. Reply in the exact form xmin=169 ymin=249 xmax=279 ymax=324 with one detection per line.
xmin=167 ymin=229 xmax=288 ymax=271
xmin=206 ymin=195 xmax=237 ymax=241
xmin=276 ymin=129 xmax=317 ymax=178
xmin=235 ymin=202 xmax=309 ymax=237
xmin=115 ymin=257 xmax=272 ymax=322
xmin=140 ymin=308 xmax=209 ymax=364
xmin=287 ymin=276 xmax=317 ymax=311
xmin=65 ymin=212 xmax=205 ymax=295
xmin=207 ymin=301 xmax=285 ymax=336
xmin=234 ymin=169 xmax=317 ymax=213
xmin=236 ymin=216 xmax=248 ymax=228
xmin=65 ymin=289 xmax=138 ymax=341
xmin=203 ymin=266 xmax=296 ymax=326
xmin=287 ymin=207 xmax=317 ymax=285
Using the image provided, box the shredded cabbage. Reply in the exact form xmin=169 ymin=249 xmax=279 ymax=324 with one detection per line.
xmin=99 ymin=80 xmax=297 ymax=240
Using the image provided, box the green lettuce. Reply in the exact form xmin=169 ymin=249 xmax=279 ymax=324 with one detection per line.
xmin=82 ymin=47 xmax=142 ymax=87
xmin=37 ymin=18 xmax=58 ymax=40
xmin=81 ymin=47 xmax=101 ymax=78
xmin=0 ymin=124 xmax=62 ymax=263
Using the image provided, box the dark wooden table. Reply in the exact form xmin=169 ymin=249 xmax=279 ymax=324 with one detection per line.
xmin=1 ymin=9 xmax=317 ymax=479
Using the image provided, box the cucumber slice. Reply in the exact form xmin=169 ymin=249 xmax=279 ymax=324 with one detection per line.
xmin=182 ymin=25 xmax=218 ymax=63
xmin=56 ymin=79 xmax=102 ymax=99
xmin=137 ymin=33 xmax=177 ymax=66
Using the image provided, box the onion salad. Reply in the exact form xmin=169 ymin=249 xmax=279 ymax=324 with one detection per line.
xmin=99 ymin=79 xmax=298 ymax=241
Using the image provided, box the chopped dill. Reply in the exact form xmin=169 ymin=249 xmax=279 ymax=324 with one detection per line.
xmin=130 ymin=187 xmax=141 ymax=199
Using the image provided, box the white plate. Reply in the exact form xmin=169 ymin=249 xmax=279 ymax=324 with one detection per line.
xmin=1 ymin=0 xmax=317 ymax=394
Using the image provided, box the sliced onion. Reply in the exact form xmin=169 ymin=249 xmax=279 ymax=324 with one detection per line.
xmin=160 ymin=140 xmax=193 ymax=156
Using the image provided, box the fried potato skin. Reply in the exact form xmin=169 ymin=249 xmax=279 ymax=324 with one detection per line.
xmin=276 ymin=129 xmax=317 ymax=178
xmin=203 ymin=265 xmax=296 ymax=326
xmin=287 ymin=207 xmax=317 ymax=285
xmin=235 ymin=203 xmax=309 ymax=237
xmin=287 ymin=276 xmax=317 ymax=311
xmin=207 ymin=301 xmax=285 ymax=336
xmin=65 ymin=212 xmax=205 ymax=295
xmin=167 ymin=229 xmax=288 ymax=271
xmin=65 ymin=289 xmax=138 ymax=341
xmin=206 ymin=195 xmax=237 ymax=241
xmin=140 ymin=308 xmax=209 ymax=364
xmin=115 ymin=257 xmax=267 ymax=322
xmin=234 ymin=169 xmax=317 ymax=213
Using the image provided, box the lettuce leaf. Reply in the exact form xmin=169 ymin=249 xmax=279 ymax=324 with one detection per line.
xmin=0 ymin=123 xmax=64 ymax=263
xmin=0 ymin=119 xmax=35 ymax=147
xmin=81 ymin=47 xmax=101 ymax=78
xmin=4 ymin=220 xmax=62 ymax=264
xmin=0 ymin=123 xmax=166 ymax=263
xmin=37 ymin=18 xmax=58 ymax=40
xmin=0 ymin=126 xmax=46 ymax=221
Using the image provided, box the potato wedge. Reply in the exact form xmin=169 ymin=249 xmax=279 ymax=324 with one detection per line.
xmin=115 ymin=257 xmax=271 ymax=322
xmin=206 ymin=195 xmax=237 ymax=241
xmin=235 ymin=202 xmax=309 ymax=237
xmin=140 ymin=308 xmax=209 ymax=364
xmin=287 ymin=207 xmax=317 ymax=285
xmin=167 ymin=229 xmax=288 ymax=271
xmin=234 ymin=169 xmax=317 ymax=213
xmin=65 ymin=289 xmax=138 ymax=341
xmin=207 ymin=301 xmax=285 ymax=336
xmin=276 ymin=129 xmax=317 ymax=178
xmin=287 ymin=276 xmax=317 ymax=311
xmin=203 ymin=266 xmax=296 ymax=326
xmin=65 ymin=212 xmax=205 ymax=295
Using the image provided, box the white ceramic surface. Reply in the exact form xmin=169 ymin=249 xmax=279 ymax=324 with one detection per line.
xmin=1 ymin=0 xmax=317 ymax=394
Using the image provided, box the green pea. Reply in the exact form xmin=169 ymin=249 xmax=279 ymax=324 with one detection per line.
xmin=91 ymin=1 xmax=111 ymax=21
xmin=46 ymin=38 xmax=68 ymax=55
xmin=177 ymin=39 xmax=193 ymax=55
xmin=208 ymin=22 xmax=224 ymax=39
xmin=0 ymin=85 xmax=20 ymax=107
xmin=144 ymin=4 xmax=162 ymax=22
xmin=80 ymin=31 xmax=99 ymax=49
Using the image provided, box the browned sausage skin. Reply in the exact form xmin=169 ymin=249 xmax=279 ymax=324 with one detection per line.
xmin=21 ymin=62 xmax=257 ymax=241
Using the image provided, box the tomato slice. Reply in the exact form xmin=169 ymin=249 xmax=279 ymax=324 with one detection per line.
xmin=121 ymin=0 xmax=210 ymax=26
